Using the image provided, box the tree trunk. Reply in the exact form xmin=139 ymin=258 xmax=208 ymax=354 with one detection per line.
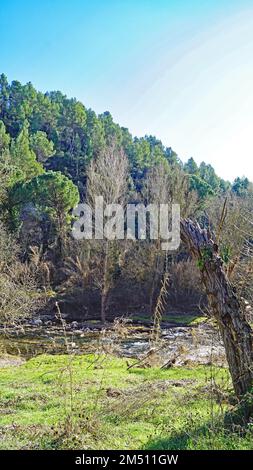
xmin=180 ymin=219 xmax=253 ymax=397
xmin=101 ymin=241 xmax=110 ymax=323
xmin=101 ymin=288 xmax=109 ymax=324
xmin=149 ymin=251 xmax=165 ymax=317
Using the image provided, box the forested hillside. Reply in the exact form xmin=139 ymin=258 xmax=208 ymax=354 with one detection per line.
xmin=2 ymin=72 xmax=248 ymax=197
xmin=0 ymin=73 xmax=253 ymax=323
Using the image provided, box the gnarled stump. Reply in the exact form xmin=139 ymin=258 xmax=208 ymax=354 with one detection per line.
xmin=181 ymin=219 xmax=253 ymax=397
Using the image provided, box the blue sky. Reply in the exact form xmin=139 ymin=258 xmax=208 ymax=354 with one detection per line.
xmin=1 ymin=0 xmax=253 ymax=181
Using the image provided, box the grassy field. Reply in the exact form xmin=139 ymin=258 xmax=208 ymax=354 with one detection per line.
xmin=0 ymin=353 xmax=252 ymax=450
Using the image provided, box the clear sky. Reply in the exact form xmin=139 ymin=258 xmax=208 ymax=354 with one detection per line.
xmin=1 ymin=0 xmax=253 ymax=181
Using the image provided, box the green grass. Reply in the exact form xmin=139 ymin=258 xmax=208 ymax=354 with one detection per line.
xmin=0 ymin=354 xmax=252 ymax=450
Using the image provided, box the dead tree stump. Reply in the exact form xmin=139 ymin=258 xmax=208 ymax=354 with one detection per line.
xmin=180 ymin=219 xmax=253 ymax=397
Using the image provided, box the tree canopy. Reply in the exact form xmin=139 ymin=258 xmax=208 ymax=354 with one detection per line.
xmin=0 ymin=74 xmax=240 ymax=203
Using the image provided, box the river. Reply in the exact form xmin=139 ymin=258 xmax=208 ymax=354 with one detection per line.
xmin=0 ymin=319 xmax=226 ymax=367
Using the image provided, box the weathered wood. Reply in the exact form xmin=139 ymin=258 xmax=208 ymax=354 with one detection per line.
xmin=180 ymin=219 xmax=253 ymax=397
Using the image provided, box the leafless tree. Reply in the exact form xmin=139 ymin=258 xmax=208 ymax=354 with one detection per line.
xmin=142 ymin=163 xmax=199 ymax=317
xmin=86 ymin=142 xmax=129 ymax=322
xmin=0 ymin=224 xmax=43 ymax=324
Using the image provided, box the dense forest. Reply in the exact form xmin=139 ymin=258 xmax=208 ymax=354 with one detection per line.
xmin=0 ymin=73 xmax=253 ymax=324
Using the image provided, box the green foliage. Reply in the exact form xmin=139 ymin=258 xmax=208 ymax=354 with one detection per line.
xmin=220 ymin=244 xmax=232 ymax=264
xmin=189 ymin=174 xmax=214 ymax=199
xmin=7 ymin=171 xmax=79 ymax=239
xmin=184 ymin=157 xmax=198 ymax=175
xmin=0 ymin=74 xmax=239 ymax=201
xmin=10 ymin=121 xmax=44 ymax=181
xmin=199 ymin=162 xmax=220 ymax=191
xmin=219 ymin=178 xmax=231 ymax=193
xmin=197 ymin=247 xmax=213 ymax=270
xmin=12 ymin=171 xmax=79 ymax=224
xmin=99 ymin=111 xmax=122 ymax=146
xmin=0 ymin=121 xmax=28 ymax=203
xmin=30 ymin=131 xmax=55 ymax=163
xmin=0 ymin=74 xmax=9 ymax=123
xmin=0 ymin=120 xmax=10 ymax=152
xmin=0 ymin=79 xmax=37 ymax=137
xmin=0 ymin=72 xmax=252 ymax=244
xmin=185 ymin=159 xmax=230 ymax=196
xmin=232 ymin=177 xmax=251 ymax=197
xmin=84 ymin=109 xmax=106 ymax=160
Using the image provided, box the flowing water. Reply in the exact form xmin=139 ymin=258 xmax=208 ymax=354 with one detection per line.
xmin=0 ymin=320 xmax=226 ymax=367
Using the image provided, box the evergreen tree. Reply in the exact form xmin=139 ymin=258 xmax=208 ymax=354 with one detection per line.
xmin=184 ymin=157 xmax=199 ymax=175
xmin=30 ymin=131 xmax=55 ymax=163
xmin=10 ymin=121 xmax=43 ymax=180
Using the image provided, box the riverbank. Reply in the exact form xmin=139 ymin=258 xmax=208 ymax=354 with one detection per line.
xmin=0 ymin=353 xmax=252 ymax=450
xmin=1 ymin=317 xmax=252 ymax=450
